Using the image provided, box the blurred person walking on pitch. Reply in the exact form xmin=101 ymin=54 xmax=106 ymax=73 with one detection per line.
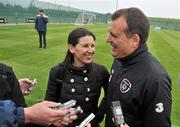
xmin=35 ymin=9 xmax=49 ymax=48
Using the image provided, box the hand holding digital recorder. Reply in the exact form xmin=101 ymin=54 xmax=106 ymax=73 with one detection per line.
xmin=29 ymin=78 xmax=37 ymax=91
xmin=52 ymin=100 xmax=77 ymax=110
xmin=23 ymin=78 xmax=37 ymax=95
xmin=64 ymin=106 xmax=82 ymax=118
xmin=51 ymin=99 xmax=95 ymax=127
xmin=111 ymin=101 xmax=125 ymax=126
xmin=78 ymin=113 xmax=95 ymax=127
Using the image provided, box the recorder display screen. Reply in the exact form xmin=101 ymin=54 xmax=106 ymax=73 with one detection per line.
xmin=115 ymin=107 xmax=122 ymax=115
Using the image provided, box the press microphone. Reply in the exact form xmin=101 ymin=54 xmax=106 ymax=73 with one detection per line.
xmin=111 ymin=101 xmax=125 ymax=126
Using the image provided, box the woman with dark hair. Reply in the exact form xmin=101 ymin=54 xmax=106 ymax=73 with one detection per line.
xmin=45 ymin=28 xmax=109 ymax=127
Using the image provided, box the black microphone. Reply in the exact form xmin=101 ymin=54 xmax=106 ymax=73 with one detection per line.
xmin=111 ymin=101 xmax=125 ymax=126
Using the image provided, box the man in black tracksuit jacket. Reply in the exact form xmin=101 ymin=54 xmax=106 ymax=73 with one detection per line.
xmin=105 ymin=7 xmax=171 ymax=127
xmin=0 ymin=63 xmax=26 ymax=107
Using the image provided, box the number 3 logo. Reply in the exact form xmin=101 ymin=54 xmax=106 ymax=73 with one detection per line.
xmin=155 ymin=103 xmax=164 ymax=113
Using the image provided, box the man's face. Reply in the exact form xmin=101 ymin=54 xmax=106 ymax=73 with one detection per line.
xmin=40 ymin=12 xmax=44 ymax=16
xmin=107 ymin=16 xmax=135 ymax=58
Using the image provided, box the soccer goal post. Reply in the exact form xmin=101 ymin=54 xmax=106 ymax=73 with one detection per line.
xmin=74 ymin=12 xmax=96 ymax=25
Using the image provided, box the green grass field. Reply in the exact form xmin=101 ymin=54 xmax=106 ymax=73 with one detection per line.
xmin=0 ymin=24 xmax=180 ymax=126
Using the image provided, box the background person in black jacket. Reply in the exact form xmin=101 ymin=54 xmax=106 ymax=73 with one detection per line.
xmin=45 ymin=28 xmax=109 ymax=127
xmin=105 ymin=7 xmax=172 ymax=127
xmin=35 ymin=9 xmax=49 ymax=48
xmin=0 ymin=63 xmax=33 ymax=107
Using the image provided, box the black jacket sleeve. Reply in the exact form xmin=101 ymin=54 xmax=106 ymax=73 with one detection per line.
xmin=42 ymin=16 xmax=49 ymax=24
xmin=143 ymin=75 xmax=172 ymax=127
xmin=9 ymin=69 xmax=26 ymax=107
xmin=44 ymin=66 xmax=63 ymax=102
xmin=0 ymin=100 xmax=25 ymax=127
xmin=94 ymin=65 xmax=110 ymax=123
xmin=0 ymin=64 xmax=26 ymax=107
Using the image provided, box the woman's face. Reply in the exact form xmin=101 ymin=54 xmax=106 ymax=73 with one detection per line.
xmin=69 ymin=35 xmax=95 ymax=67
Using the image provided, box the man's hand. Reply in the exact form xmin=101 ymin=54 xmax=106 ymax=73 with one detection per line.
xmin=53 ymin=115 xmax=78 ymax=127
xmin=24 ymin=101 xmax=74 ymax=126
xmin=54 ymin=108 xmax=81 ymax=127
xmin=18 ymin=78 xmax=36 ymax=96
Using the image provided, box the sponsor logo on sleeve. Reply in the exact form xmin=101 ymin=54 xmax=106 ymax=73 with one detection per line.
xmin=155 ymin=103 xmax=164 ymax=113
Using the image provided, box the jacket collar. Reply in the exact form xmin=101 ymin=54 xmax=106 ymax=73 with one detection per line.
xmin=117 ymin=43 xmax=148 ymax=66
xmin=69 ymin=63 xmax=92 ymax=76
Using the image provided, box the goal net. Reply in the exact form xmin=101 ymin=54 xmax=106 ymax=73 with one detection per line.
xmin=74 ymin=12 xmax=96 ymax=25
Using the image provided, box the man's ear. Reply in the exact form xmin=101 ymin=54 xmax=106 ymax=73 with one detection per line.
xmin=68 ymin=44 xmax=75 ymax=54
xmin=130 ymin=34 xmax=140 ymax=48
